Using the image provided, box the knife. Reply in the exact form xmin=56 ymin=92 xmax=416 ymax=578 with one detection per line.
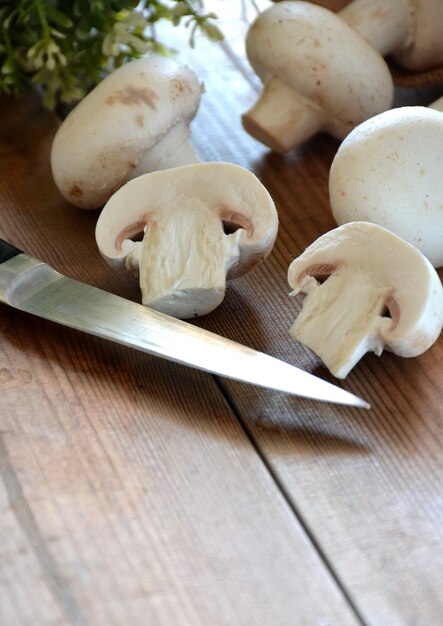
xmin=0 ymin=239 xmax=369 ymax=409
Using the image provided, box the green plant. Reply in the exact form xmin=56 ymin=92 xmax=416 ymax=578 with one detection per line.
xmin=0 ymin=0 xmax=222 ymax=109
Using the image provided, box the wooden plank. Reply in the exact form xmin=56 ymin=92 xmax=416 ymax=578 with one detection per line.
xmin=0 ymin=96 xmax=360 ymax=624
xmin=175 ymin=9 xmax=443 ymax=626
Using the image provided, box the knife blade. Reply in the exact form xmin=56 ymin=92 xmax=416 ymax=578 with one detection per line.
xmin=0 ymin=239 xmax=369 ymax=408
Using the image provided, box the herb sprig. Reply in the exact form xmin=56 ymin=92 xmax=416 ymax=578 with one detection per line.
xmin=0 ymin=0 xmax=222 ymax=109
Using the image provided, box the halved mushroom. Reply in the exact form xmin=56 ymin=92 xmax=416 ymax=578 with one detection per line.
xmin=96 ymin=162 xmax=278 ymax=318
xmin=51 ymin=55 xmax=203 ymax=209
xmin=288 ymin=222 xmax=443 ymax=378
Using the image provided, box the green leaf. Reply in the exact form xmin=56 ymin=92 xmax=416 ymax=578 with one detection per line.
xmin=44 ymin=5 xmax=73 ymax=29
xmin=0 ymin=0 xmax=223 ymax=109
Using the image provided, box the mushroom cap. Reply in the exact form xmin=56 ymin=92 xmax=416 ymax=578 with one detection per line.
xmin=329 ymin=106 xmax=443 ymax=268
xmin=245 ymin=1 xmax=393 ymax=139
xmin=393 ymin=0 xmax=443 ymax=70
xmin=50 ymin=56 xmax=202 ymax=209
xmin=95 ymin=161 xmax=278 ymax=277
xmin=288 ymin=222 xmax=443 ymax=358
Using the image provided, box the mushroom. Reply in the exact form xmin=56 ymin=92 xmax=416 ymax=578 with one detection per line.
xmin=51 ymin=55 xmax=203 ymax=209
xmin=241 ymin=1 xmax=394 ymax=153
xmin=287 ymin=222 xmax=443 ymax=378
xmin=340 ymin=0 xmax=443 ymax=72
xmin=329 ymin=106 xmax=443 ymax=268
xmin=95 ymin=162 xmax=278 ymax=319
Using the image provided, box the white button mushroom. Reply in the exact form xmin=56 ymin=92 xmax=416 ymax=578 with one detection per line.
xmin=241 ymin=1 xmax=394 ymax=153
xmin=329 ymin=106 xmax=443 ymax=268
xmin=340 ymin=0 xmax=443 ymax=72
xmin=287 ymin=222 xmax=443 ymax=378
xmin=95 ymin=162 xmax=278 ymax=319
xmin=51 ymin=56 xmax=203 ymax=209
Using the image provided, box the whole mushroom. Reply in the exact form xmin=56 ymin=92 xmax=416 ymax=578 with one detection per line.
xmin=51 ymin=55 xmax=203 ymax=209
xmin=95 ymin=162 xmax=278 ymax=319
xmin=241 ymin=1 xmax=394 ymax=153
xmin=329 ymin=106 xmax=443 ymax=268
xmin=288 ymin=222 xmax=443 ymax=378
xmin=340 ymin=0 xmax=443 ymax=72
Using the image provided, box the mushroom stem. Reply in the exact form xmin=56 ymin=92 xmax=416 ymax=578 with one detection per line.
xmin=129 ymin=122 xmax=200 ymax=179
xmin=138 ymin=204 xmax=236 ymax=319
xmin=242 ymin=77 xmax=324 ymax=154
xmin=340 ymin=0 xmax=411 ymax=57
xmin=290 ymin=270 xmax=387 ymax=378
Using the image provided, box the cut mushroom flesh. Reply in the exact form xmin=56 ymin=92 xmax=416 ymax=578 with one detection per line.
xmin=96 ymin=162 xmax=278 ymax=319
xmin=137 ymin=204 xmax=242 ymax=318
xmin=288 ymin=222 xmax=443 ymax=378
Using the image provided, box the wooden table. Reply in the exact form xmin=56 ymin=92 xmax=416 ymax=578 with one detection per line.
xmin=1 ymin=4 xmax=443 ymax=625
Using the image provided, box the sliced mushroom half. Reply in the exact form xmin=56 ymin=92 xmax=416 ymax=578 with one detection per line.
xmin=288 ymin=222 xmax=443 ymax=378
xmin=96 ymin=162 xmax=278 ymax=318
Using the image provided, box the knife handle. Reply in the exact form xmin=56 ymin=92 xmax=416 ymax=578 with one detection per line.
xmin=0 ymin=239 xmax=23 ymax=264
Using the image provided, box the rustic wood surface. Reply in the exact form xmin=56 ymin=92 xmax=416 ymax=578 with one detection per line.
xmin=1 ymin=3 xmax=443 ymax=625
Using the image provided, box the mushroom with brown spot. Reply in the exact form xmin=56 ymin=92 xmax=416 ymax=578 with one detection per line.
xmin=51 ymin=55 xmax=203 ymax=209
xmin=287 ymin=222 xmax=443 ymax=378
xmin=95 ymin=162 xmax=278 ymax=319
xmin=241 ymin=1 xmax=394 ymax=153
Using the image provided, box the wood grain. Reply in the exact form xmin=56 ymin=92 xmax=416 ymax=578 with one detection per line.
xmin=1 ymin=2 xmax=443 ymax=625
xmin=178 ymin=6 xmax=443 ymax=625
xmin=0 ymin=41 xmax=359 ymax=626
